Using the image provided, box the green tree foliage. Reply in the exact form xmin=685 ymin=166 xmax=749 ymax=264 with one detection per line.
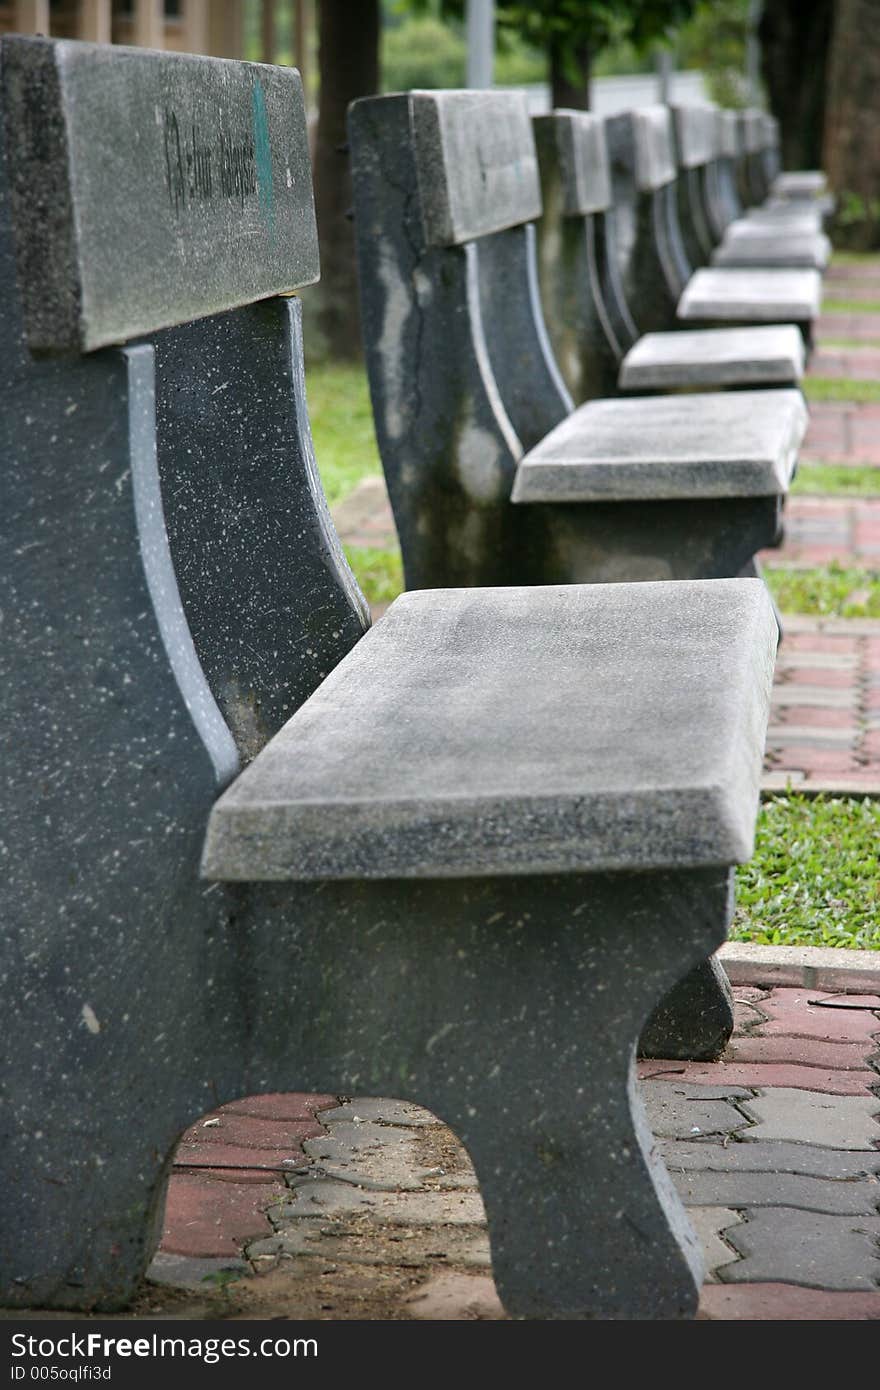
xmin=403 ymin=1 xmax=698 ymax=100
xmin=676 ymin=0 xmax=751 ymax=107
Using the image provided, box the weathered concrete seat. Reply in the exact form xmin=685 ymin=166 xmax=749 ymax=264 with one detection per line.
xmin=773 ymin=170 xmax=829 ymax=199
xmin=531 ymin=108 xmax=806 ymax=396
xmin=712 ymin=224 xmax=831 ymax=270
xmin=203 ymin=577 xmax=778 ymax=1321
xmin=0 ymin=38 xmax=778 ymax=1323
xmin=351 ymin=88 xmax=807 ymax=599
xmin=513 ymin=389 xmax=804 ymax=506
xmin=679 ymin=266 xmax=822 ymax=339
xmin=620 ymin=325 xmax=805 ymax=391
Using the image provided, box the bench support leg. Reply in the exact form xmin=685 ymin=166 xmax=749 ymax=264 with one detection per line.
xmin=235 ymin=867 xmax=733 ymax=1319
xmin=2 ymin=868 xmax=732 ymax=1317
xmin=639 ymin=954 xmax=734 ymax=1061
xmin=533 ymin=494 xmax=782 ymax=587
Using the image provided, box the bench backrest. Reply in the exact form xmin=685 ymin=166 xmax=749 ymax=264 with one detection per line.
xmin=1 ymin=41 xmax=366 ymax=1284
xmin=604 ymin=105 xmax=692 ymax=333
xmin=409 ymin=88 xmax=541 ymax=247
xmin=668 ymin=104 xmax=720 ymax=266
xmin=671 ymin=104 xmax=718 ymax=171
xmin=350 ymin=89 xmax=571 ymax=592
xmin=532 ymin=109 xmax=638 ymax=401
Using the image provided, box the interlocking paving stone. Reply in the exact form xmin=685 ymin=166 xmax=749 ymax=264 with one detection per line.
xmin=687 ymin=1208 xmax=743 ymax=1281
xmin=147 ymin=1253 xmax=250 ymax=1291
xmin=247 ymin=1222 xmax=493 ymax=1270
xmin=699 ymin=1282 xmax=880 ymax=1319
xmin=639 ymin=1082 xmax=752 ymax=1139
xmin=179 ymin=1113 xmax=324 ymax=1150
xmin=300 ymin=1122 xmax=428 ymax=1192
xmin=756 ymin=989 xmax=880 ymax=1042
xmin=217 ymin=1093 xmax=338 ymax=1121
xmin=720 ymin=1208 xmax=880 ymax=1289
xmin=319 ymin=1098 xmax=438 ymax=1127
xmin=672 ymin=1170 xmax=880 ymax=1214
xmin=160 ymin=1174 xmax=280 ymax=1258
xmin=405 ymin=1272 xmax=505 ymax=1319
xmin=738 ymin=1089 xmax=880 ymax=1149
xmin=726 ymin=1036 xmax=874 ymax=1070
xmin=269 ymin=1179 xmax=486 ymax=1227
xmin=657 ymin=1137 xmax=880 ymax=1179
xmin=638 ymin=1060 xmax=877 ymax=1095
xmin=770 ymin=685 xmax=857 ymax=707
xmin=173 ymin=1143 xmax=306 ymax=1182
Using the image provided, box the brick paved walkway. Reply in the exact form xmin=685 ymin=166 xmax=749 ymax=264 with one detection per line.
xmin=146 ymin=970 xmax=879 ymax=1320
xmin=762 ymin=616 xmax=880 ymax=793
xmin=802 ymin=401 xmax=880 ymax=465
xmin=764 ymin=495 xmax=880 ymax=566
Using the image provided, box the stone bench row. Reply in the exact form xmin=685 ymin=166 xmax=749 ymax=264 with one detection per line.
xmin=1 ymin=38 xmax=779 ymax=1321
xmin=349 ymin=91 xmax=810 ymax=602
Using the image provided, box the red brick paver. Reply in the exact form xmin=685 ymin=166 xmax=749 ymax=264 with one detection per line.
xmin=699 ymin=1284 xmax=880 ymax=1320
xmin=160 ymin=1092 xmax=337 ymax=1259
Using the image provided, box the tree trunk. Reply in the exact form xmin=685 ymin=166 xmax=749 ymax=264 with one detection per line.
xmin=823 ymin=0 xmax=880 ymax=250
xmin=758 ymin=0 xmax=833 ymax=170
xmin=550 ymin=36 xmax=591 ymax=110
xmin=311 ymin=0 xmax=380 ymax=359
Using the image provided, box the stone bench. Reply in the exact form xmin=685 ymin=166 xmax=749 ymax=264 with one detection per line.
xmin=705 ymin=110 xmax=831 ymax=270
xmin=350 ymin=90 xmax=806 ymax=594
xmin=531 ymin=107 xmax=806 ymax=396
xmin=604 ymin=104 xmax=823 ymax=345
xmin=0 ymin=37 xmax=778 ymax=1323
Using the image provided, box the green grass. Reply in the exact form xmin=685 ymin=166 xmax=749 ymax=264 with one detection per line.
xmin=803 ymin=376 xmax=880 ymax=403
xmin=305 ymin=361 xmax=381 ymax=506
xmin=733 ymin=795 xmax=880 ymax=950
xmin=821 ymin=297 xmax=880 ymax=314
xmin=831 ymin=251 xmax=880 ymax=266
xmin=819 ymin=336 xmax=880 ymax=349
xmin=791 ymin=463 xmax=880 ymax=495
xmin=765 ymin=564 xmax=880 ymax=618
xmin=344 ymin=544 xmax=403 ymax=608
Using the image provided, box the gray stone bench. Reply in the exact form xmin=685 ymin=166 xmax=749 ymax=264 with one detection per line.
xmin=0 ymin=37 xmax=778 ymax=1323
xmin=710 ymin=109 xmax=830 ymax=269
xmin=603 ymin=104 xmax=823 ymax=346
xmin=350 ymin=89 xmax=806 ymax=594
xmin=203 ymin=577 xmax=778 ymax=1322
xmin=531 ymin=107 xmax=806 ymax=396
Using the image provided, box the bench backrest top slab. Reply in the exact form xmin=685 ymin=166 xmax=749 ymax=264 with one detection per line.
xmin=762 ymin=113 xmax=780 ymax=149
xmin=715 ymin=108 xmax=739 ymax=158
xmin=0 ymin=37 xmax=318 ymax=352
xmin=409 ymin=88 xmax=541 ymax=246
xmin=202 ymin=578 xmax=777 ymax=882
xmin=672 ymin=104 xmax=717 ymax=169
xmin=739 ymin=108 xmax=764 ymax=154
xmin=532 ymin=110 xmax=611 ymax=215
xmin=629 ymin=105 xmax=676 ymax=190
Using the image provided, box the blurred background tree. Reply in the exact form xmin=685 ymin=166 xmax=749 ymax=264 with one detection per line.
xmin=676 ymin=0 xmax=751 ymax=107
xmin=822 ymin=0 xmax=880 ymax=250
xmin=759 ymin=0 xmax=833 ymax=171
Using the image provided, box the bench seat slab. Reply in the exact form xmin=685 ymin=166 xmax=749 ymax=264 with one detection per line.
xmin=203 ymin=579 xmax=776 ymax=883
xmin=772 ymin=170 xmax=828 ymax=199
xmin=712 ymin=232 xmax=831 ymax=270
xmin=678 ymin=269 xmax=822 ymax=324
xmin=744 ymin=206 xmax=824 ymax=232
xmin=619 ymin=325 xmax=805 ymax=390
xmin=513 ymin=388 xmax=807 ymax=503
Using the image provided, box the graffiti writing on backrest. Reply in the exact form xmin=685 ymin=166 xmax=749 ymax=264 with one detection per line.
xmin=162 ymin=107 xmax=258 ymax=215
